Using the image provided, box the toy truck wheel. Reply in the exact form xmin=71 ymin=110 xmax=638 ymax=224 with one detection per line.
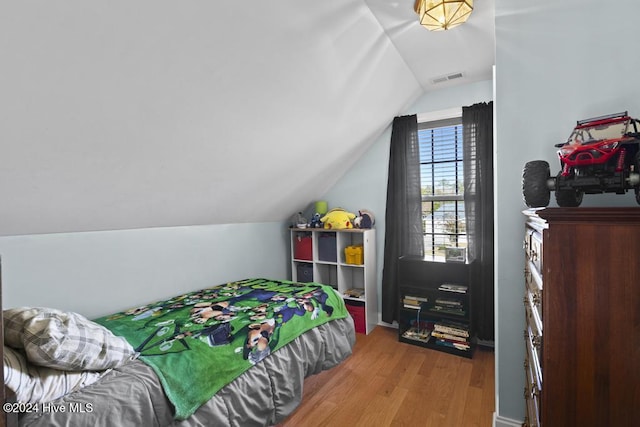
xmin=555 ymin=188 xmax=583 ymax=207
xmin=523 ymin=160 xmax=551 ymax=207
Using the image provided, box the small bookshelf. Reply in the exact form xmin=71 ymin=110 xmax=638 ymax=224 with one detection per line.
xmin=397 ymin=256 xmax=474 ymax=358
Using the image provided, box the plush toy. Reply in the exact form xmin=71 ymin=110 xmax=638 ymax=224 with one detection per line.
xmin=354 ymin=210 xmax=375 ymax=229
xmin=320 ymin=208 xmax=356 ymax=229
xmin=309 ymin=213 xmax=323 ymax=228
xmin=290 ymin=211 xmax=307 ymax=228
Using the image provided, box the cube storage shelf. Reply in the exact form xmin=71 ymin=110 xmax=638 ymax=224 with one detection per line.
xmin=290 ymin=228 xmax=377 ymax=334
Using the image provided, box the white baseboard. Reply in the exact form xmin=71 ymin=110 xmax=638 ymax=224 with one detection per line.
xmin=377 ymin=319 xmax=396 ymax=328
xmin=493 ymin=412 xmax=522 ymax=427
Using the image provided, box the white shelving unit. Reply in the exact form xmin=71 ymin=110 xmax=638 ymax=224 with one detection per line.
xmin=290 ymin=228 xmax=377 ymax=334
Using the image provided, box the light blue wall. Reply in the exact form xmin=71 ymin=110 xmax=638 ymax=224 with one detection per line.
xmin=0 ymin=222 xmax=289 ymax=319
xmin=322 ymin=79 xmax=493 ymax=323
xmin=495 ymin=0 xmax=640 ymax=421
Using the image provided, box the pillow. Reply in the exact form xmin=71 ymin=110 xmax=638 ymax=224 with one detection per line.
xmin=3 ymin=345 xmax=103 ymax=403
xmin=3 ymin=307 xmax=135 ymax=371
xmin=4 ymin=307 xmax=40 ymax=347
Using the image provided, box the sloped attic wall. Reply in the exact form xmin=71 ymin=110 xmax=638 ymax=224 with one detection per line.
xmin=0 ymin=1 xmax=421 ymax=236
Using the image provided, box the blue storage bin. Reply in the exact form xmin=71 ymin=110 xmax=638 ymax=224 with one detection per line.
xmin=296 ymin=263 xmax=313 ymax=283
xmin=318 ymin=234 xmax=337 ymax=262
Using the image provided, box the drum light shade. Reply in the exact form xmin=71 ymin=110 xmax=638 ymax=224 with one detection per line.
xmin=414 ymin=0 xmax=473 ymax=31
xmin=315 ymin=201 xmax=328 ymax=215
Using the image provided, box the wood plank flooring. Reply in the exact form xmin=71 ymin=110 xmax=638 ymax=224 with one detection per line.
xmin=278 ymin=326 xmax=495 ymax=427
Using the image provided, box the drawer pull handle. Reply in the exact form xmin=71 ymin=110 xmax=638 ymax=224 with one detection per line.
xmin=524 ymin=330 xmax=542 ymax=348
xmin=532 ymin=335 xmax=542 ymax=348
xmin=530 ymin=383 xmax=539 ymax=398
xmin=532 ymin=292 xmax=541 ymax=306
xmin=524 ymin=383 xmax=539 ymax=399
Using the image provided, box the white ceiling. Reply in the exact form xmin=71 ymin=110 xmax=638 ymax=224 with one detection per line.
xmin=0 ymin=1 xmax=495 ymax=236
xmin=367 ymin=0 xmax=495 ymax=91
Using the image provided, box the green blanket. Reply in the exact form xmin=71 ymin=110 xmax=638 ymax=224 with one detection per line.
xmin=94 ymin=278 xmax=348 ymax=420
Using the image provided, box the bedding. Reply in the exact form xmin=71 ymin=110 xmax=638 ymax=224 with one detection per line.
xmin=93 ymin=278 xmax=348 ymax=419
xmin=17 ymin=317 xmax=354 ymax=427
xmin=5 ymin=278 xmax=355 ymax=427
xmin=4 ymin=307 xmax=135 ymax=371
xmin=3 ymin=346 xmax=104 ymax=404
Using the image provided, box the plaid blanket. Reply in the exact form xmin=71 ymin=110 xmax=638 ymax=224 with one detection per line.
xmin=94 ymin=278 xmax=348 ymax=419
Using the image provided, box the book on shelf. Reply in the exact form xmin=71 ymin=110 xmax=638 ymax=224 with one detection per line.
xmin=438 ymin=283 xmax=468 ymax=293
xmin=402 ymin=296 xmax=427 ymax=308
xmin=430 ymin=305 xmax=465 ymax=316
xmin=433 ymin=320 xmax=469 ymax=338
xmin=436 ymin=318 xmax=470 ymax=329
xmin=403 ymin=303 xmax=422 ymax=310
xmin=432 ymin=300 xmax=464 ymax=313
xmin=403 ymin=294 xmax=429 ymax=302
xmin=401 ymin=327 xmax=431 ymax=343
xmin=431 ymin=331 xmax=469 ymax=344
xmin=435 ymin=298 xmax=462 ymax=306
xmin=435 ymin=338 xmax=470 ymax=351
xmin=344 ymin=288 xmax=365 ymax=298
xmin=433 ymin=325 xmax=469 ymax=338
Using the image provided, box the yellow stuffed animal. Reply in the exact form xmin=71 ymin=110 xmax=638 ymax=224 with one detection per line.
xmin=320 ymin=208 xmax=356 ymax=229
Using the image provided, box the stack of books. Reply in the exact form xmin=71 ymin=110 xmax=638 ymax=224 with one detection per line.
xmin=432 ymin=319 xmax=470 ymax=352
xmin=402 ymin=294 xmax=428 ymax=309
xmin=431 ymin=297 xmax=465 ymax=316
xmin=438 ymin=283 xmax=468 ymax=294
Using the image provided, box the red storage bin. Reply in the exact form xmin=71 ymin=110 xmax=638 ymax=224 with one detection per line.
xmin=294 ymin=236 xmax=312 ymax=260
xmin=345 ymin=300 xmax=365 ymax=334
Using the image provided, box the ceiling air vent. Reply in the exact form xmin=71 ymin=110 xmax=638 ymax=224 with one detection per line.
xmin=432 ymin=72 xmax=464 ymax=84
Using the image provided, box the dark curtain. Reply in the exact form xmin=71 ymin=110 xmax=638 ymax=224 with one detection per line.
xmin=462 ymin=102 xmax=494 ymax=341
xmin=381 ymin=115 xmax=424 ymax=324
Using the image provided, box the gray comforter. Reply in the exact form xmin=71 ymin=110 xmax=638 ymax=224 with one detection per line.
xmin=19 ymin=316 xmax=355 ymax=427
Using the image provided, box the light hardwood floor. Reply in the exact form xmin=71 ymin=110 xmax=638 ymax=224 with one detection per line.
xmin=279 ymin=326 xmax=495 ymax=427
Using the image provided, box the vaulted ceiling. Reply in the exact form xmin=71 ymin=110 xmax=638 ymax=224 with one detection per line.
xmin=0 ymin=0 xmax=495 ymax=236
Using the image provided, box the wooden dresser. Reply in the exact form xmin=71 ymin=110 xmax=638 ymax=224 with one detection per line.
xmin=522 ymin=207 xmax=640 ymax=427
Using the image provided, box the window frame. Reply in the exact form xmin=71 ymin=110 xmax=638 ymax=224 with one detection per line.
xmin=417 ymin=111 xmax=466 ymax=262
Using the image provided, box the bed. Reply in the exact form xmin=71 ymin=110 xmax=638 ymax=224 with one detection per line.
xmin=1 ymin=276 xmax=355 ymax=427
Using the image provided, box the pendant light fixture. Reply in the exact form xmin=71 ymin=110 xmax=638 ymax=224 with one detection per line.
xmin=414 ymin=0 xmax=474 ymax=31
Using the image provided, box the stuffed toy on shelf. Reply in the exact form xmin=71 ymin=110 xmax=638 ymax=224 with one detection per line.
xmin=320 ymin=208 xmax=356 ymax=229
xmin=309 ymin=213 xmax=323 ymax=228
xmin=354 ymin=210 xmax=375 ymax=229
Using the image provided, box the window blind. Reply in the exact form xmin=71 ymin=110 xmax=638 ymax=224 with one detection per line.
xmin=418 ymin=118 xmax=466 ymax=259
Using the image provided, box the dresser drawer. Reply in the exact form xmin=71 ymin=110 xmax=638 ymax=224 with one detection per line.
xmin=524 ymin=327 xmax=542 ymax=427
xmin=529 ymin=230 xmax=543 ymax=274
xmin=524 ymin=386 xmax=540 ymax=427
xmin=524 ymin=267 xmax=543 ymax=332
xmin=524 ymin=228 xmax=533 ymax=256
xmin=524 ymin=382 xmax=541 ymax=427
xmin=524 ymin=319 xmax=542 ymax=386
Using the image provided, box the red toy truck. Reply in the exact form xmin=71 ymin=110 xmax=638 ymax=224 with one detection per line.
xmin=523 ymin=111 xmax=640 ymax=207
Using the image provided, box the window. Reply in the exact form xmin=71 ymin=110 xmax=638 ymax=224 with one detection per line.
xmin=418 ymin=117 xmax=466 ymax=261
